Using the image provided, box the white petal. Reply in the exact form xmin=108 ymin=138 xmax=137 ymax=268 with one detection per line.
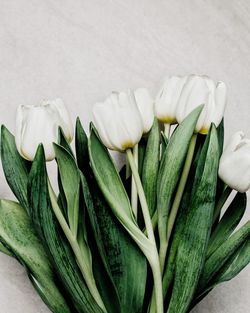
xmin=219 ymin=152 xmax=250 ymax=192
xmin=20 ymin=107 xmax=58 ymax=161
xmin=118 ymin=90 xmax=143 ymax=149
xmin=176 ymin=75 xmax=198 ymax=122
xmin=92 ymin=100 xmax=123 ymax=150
xmin=15 ymin=105 xmax=25 ymax=155
xmin=223 ymin=131 xmax=245 ymax=154
xmin=134 ymin=88 xmax=154 ymax=133
xmin=155 ymin=76 xmax=187 ymax=123
xmin=52 ymin=98 xmax=74 ymax=142
xmin=213 ymin=81 xmax=227 ymax=126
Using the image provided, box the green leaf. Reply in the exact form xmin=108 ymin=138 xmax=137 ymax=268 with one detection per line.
xmin=157 ymin=106 xmax=203 ymax=266
xmin=88 ymin=125 xmax=153 ymax=261
xmin=142 ymin=118 xmax=160 ymax=216
xmin=217 ymin=119 xmax=224 ymax=157
xmin=54 ymin=144 xmax=80 ymax=237
xmin=207 ymin=192 xmax=247 ymax=258
xmin=162 ymin=141 xmax=202 ymax=298
xmin=81 ymin=173 xmax=147 ymax=313
xmin=0 ymin=241 xmax=13 ymax=256
xmin=75 ymin=117 xmax=90 ymax=175
xmin=218 ymin=239 xmax=250 ymax=282
xmin=58 ymin=127 xmax=74 ymax=157
xmin=28 ymin=145 xmax=104 ymax=313
xmin=197 ymin=219 xmax=250 ymax=292
xmin=167 ymin=125 xmax=220 ymax=313
xmin=0 ymin=199 xmax=71 ymax=313
xmin=191 ymin=238 xmax=250 ymax=309
xmin=0 ymin=126 xmax=30 ymax=210
xmin=80 ymin=174 xmax=121 ymax=313
xmin=161 ymin=132 xmax=168 ymax=156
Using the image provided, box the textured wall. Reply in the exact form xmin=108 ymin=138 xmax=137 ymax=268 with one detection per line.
xmin=0 ymin=1 xmax=249 ymax=312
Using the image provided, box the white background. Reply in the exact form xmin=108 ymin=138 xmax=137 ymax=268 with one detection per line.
xmin=0 ymin=1 xmax=249 ymax=312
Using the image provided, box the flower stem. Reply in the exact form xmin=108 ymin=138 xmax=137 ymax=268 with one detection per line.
xmin=159 ymin=133 xmax=197 ymax=272
xmin=126 ymin=149 xmax=163 ymax=313
xmin=164 ymin=123 xmax=171 ymax=138
xmin=213 ymin=186 xmax=232 ymax=223
xmin=48 ymin=181 xmax=107 ymax=312
xmin=131 ymin=144 xmax=139 ymax=219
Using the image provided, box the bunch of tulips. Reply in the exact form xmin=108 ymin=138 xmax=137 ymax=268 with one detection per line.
xmin=0 ymin=74 xmax=249 ymax=313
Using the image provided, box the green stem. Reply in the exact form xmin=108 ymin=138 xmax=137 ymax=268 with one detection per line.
xmin=159 ymin=134 xmax=197 ymax=272
xmin=48 ymin=182 xmax=107 ymax=313
xmin=213 ymin=186 xmax=232 ymax=223
xmin=126 ymin=149 xmax=163 ymax=313
xmin=164 ymin=123 xmax=171 ymax=139
xmin=131 ymin=144 xmax=139 ymax=219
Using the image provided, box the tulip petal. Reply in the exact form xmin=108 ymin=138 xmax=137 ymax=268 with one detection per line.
xmin=134 ymin=88 xmax=154 ymax=133
xmin=20 ymin=107 xmax=57 ymax=160
xmin=53 ymin=98 xmax=74 ymax=142
xmin=213 ymin=82 xmax=227 ymax=127
xmin=219 ymin=131 xmax=250 ymax=192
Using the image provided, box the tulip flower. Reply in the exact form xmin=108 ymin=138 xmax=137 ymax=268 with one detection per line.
xmin=155 ymin=75 xmax=188 ymax=124
xmin=176 ymin=75 xmax=227 ymax=134
xmin=134 ymin=88 xmax=154 ymax=134
xmin=219 ymin=131 xmax=250 ymax=193
xmin=92 ymin=90 xmax=163 ymax=313
xmin=15 ymin=98 xmax=73 ymax=161
xmin=92 ymin=90 xmax=144 ymax=151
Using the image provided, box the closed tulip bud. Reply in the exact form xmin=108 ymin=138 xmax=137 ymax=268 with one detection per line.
xmin=176 ymin=75 xmax=227 ymax=134
xmin=93 ymin=90 xmax=144 ymax=151
xmin=219 ymin=131 xmax=250 ymax=193
xmin=15 ymin=98 xmax=73 ymax=161
xmin=134 ymin=88 xmax=154 ymax=134
xmin=155 ymin=75 xmax=188 ymax=124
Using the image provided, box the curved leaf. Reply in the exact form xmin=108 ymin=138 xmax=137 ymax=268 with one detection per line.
xmin=0 ymin=199 xmax=71 ymax=313
xmin=157 ymin=106 xmax=203 ymax=263
xmin=81 ymin=173 xmax=147 ymax=313
xmin=0 ymin=126 xmax=30 ymax=210
xmin=167 ymin=125 xmax=219 ymax=313
xmin=207 ymin=192 xmax=246 ymax=258
xmin=142 ymin=118 xmax=160 ymax=216
xmin=28 ymin=145 xmax=104 ymax=313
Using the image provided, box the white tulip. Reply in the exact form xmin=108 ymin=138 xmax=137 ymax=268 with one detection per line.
xmin=176 ymin=75 xmax=227 ymax=134
xmin=134 ymin=88 xmax=154 ymax=134
xmin=16 ymin=98 xmax=73 ymax=161
xmin=219 ymin=131 xmax=250 ymax=193
xmin=155 ymin=76 xmax=188 ymax=124
xmin=92 ymin=90 xmax=144 ymax=151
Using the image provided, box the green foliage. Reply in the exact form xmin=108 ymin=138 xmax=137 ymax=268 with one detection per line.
xmin=167 ymin=125 xmax=220 ymax=313
xmin=0 ymin=199 xmax=71 ymax=313
xmin=0 ymin=126 xmax=30 ymax=210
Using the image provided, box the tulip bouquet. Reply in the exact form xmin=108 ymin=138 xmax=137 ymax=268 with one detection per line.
xmin=0 ymin=75 xmax=249 ymax=313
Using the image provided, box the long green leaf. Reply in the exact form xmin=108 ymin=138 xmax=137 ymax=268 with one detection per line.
xmin=28 ymin=144 xmax=104 ymax=313
xmin=0 ymin=241 xmax=13 ymax=256
xmin=0 ymin=199 xmax=71 ymax=313
xmin=197 ymin=220 xmax=250 ymax=292
xmin=88 ymin=125 xmax=153 ymax=260
xmin=54 ymin=144 xmax=80 ymax=236
xmin=157 ymin=106 xmax=203 ymax=262
xmin=81 ymin=173 xmax=147 ymax=313
xmin=75 ymin=117 xmax=90 ymax=176
xmin=0 ymin=126 xmax=30 ymax=210
xmin=192 ymin=238 xmax=250 ymax=309
xmin=58 ymin=127 xmax=74 ymax=157
xmin=162 ymin=139 xmax=202 ymax=298
xmin=80 ymin=174 xmax=121 ymax=313
xmin=167 ymin=125 xmax=219 ymax=313
xmin=142 ymin=118 xmax=160 ymax=216
xmin=207 ymin=192 xmax=246 ymax=258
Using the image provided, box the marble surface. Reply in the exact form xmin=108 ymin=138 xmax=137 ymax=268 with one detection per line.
xmin=0 ymin=0 xmax=249 ymax=312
